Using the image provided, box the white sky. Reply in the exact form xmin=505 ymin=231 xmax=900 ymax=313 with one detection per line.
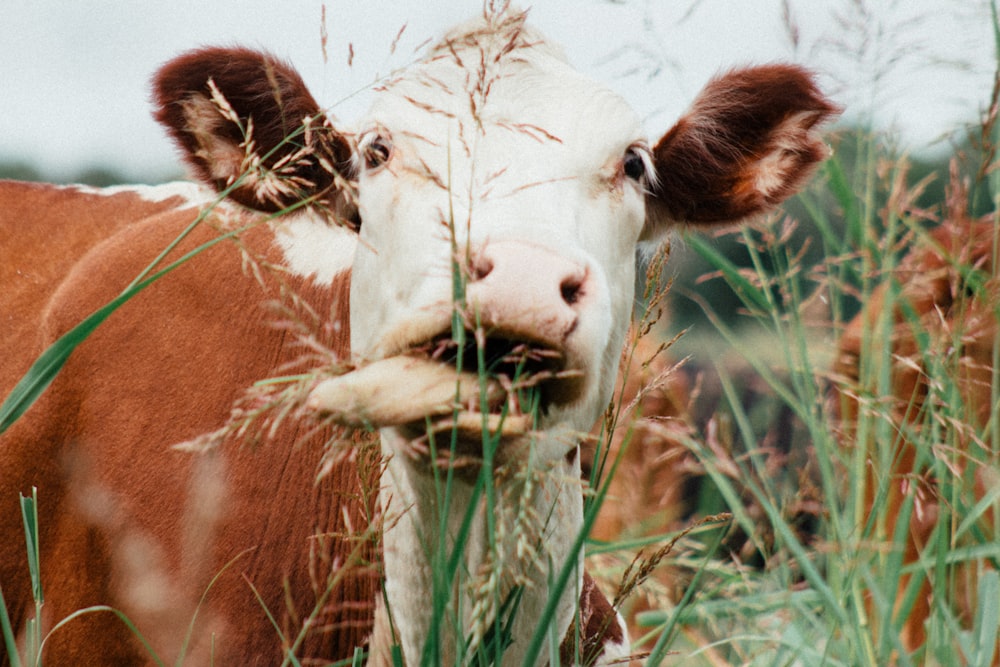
xmin=1 ymin=0 xmax=995 ymax=182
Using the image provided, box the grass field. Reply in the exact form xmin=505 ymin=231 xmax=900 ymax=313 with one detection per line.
xmin=592 ymin=112 xmax=1000 ymax=665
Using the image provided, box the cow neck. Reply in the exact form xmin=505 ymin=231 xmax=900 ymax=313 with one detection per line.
xmin=372 ymin=427 xmax=584 ymax=666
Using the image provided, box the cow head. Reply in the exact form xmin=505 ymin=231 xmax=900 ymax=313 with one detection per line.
xmin=156 ymin=13 xmax=833 ymax=468
xmin=152 ymin=9 xmax=836 ymax=663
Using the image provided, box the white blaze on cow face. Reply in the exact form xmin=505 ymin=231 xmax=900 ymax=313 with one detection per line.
xmin=349 ymin=19 xmax=650 ymax=445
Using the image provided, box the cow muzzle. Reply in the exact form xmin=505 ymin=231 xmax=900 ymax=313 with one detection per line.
xmin=308 ymin=240 xmax=596 ymax=466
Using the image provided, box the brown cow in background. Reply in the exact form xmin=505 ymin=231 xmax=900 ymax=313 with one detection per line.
xmin=835 ymin=168 xmax=999 ymax=658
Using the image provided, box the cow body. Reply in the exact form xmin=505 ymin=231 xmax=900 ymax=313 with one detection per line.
xmin=2 ymin=8 xmax=835 ymax=665
xmin=2 ymin=183 xmax=376 ymax=663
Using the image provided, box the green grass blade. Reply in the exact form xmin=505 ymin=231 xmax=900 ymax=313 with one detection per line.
xmin=972 ymin=570 xmax=1000 ymax=667
xmin=643 ymin=518 xmax=730 ymax=665
xmin=684 ymin=233 xmax=772 ymax=315
xmin=823 ymin=154 xmax=859 ymax=247
xmin=242 ymin=575 xmax=299 ymax=667
xmin=20 ymin=488 xmax=42 ymax=605
xmin=0 ymin=584 xmax=23 ymax=667
xmin=41 ymin=606 xmax=166 ymax=667
xmin=0 ymin=298 xmax=117 ymax=434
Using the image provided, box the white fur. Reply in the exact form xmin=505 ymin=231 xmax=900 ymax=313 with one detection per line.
xmin=76 ymin=181 xmax=215 ymax=207
xmin=349 ymin=12 xmax=645 ymax=665
xmin=273 ymin=215 xmax=358 ymax=285
xmin=591 ymin=611 xmax=631 ymax=666
xmin=378 ymin=430 xmax=585 ymax=667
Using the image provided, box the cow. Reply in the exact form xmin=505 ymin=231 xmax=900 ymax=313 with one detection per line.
xmin=586 ymin=333 xmax=692 ymax=548
xmin=580 ymin=331 xmax=694 ymax=642
xmin=834 ymin=169 xmax=999 ymax=658
xmin=1 ymin=8 xmax=836 ymax=665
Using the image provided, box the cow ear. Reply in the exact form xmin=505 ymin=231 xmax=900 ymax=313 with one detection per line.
xmin=643 ymin=65 xmax=839 ymax=241
xmin=153 ymin=47 xmax=354 ymax=218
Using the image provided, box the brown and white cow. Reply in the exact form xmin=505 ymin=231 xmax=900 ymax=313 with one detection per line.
xmin=835 ymin=171 xmax=999 ymax=658
xmin=1 ymin=9 xmax=836 ymax=665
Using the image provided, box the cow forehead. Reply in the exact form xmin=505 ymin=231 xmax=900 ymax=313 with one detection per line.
xmin=361 ymin=20 xmax=645 ymax=183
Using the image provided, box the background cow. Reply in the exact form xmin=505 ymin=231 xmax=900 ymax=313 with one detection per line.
xmin=835 ymin=168 xmax=999 ymax=657
xmin=1 ymin=8 xmax=835 ymax=665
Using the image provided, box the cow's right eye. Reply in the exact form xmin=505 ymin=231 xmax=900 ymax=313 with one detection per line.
xmin=361 ymin=133 xmax=393 ymax=169
xmin=622 ymin=145 xmax=650 ymax=182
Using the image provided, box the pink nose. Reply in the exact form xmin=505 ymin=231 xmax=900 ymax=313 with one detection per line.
xmin=464 ymin=241 xmax=589 ymax=348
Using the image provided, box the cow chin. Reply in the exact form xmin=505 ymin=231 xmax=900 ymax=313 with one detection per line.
xmin=383 ymin=415 xmax=584 ymax=481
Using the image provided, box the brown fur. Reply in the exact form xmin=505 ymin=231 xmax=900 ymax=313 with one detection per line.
xmin=1 ymin=186 xmax=378 ymax=663
xmin=648 ymin=65 xmax=839 ymax=230
xmin=835 ymin=181 xmax=999 ymax=659
xmin=559 ymin=572 xmax=627 ymax=666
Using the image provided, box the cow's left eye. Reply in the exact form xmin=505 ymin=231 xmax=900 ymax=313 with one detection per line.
xmin=623 ymin=147 xmax=647 ymax=181
xmin=360 ymin=133 xmax=393 ymax=170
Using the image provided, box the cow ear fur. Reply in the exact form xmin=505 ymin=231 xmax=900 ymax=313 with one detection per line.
xmin=153 ymin=47 xmax=354 ymax=218
xmin=643 ymin=64 xmax=839 ymax=241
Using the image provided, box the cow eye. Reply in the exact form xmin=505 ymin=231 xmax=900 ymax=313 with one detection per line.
xmin=623 ymin=147 xmax=647 ymax=182
xmin=361 ymin=134 xmax=392 ymax=169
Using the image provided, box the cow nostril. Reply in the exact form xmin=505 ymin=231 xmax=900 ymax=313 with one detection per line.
xmin=469 ymin=256 xmax=493 ymax=281
xmin=560 ymin=277 xmax=583 ymax=306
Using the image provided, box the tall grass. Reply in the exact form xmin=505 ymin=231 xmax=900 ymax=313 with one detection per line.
xmin=606 ymin=146 xmax=997 ymax=666
xmin=609 ymin=75 xmax=1000 ymax=667
xmin=574 ymin=1 xmax=1000 ymax=663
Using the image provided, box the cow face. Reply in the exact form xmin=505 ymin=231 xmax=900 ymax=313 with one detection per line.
xmin=348 ymin=19 xmax=651 ymax=462
xmin=154 ymin=11 xmax=836 ymax=473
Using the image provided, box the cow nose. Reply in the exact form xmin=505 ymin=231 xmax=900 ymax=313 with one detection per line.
xmin=464 ymin=241 xmax=588 ymax=348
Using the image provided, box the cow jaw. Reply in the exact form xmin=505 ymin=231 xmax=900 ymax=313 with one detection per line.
xmin=307 ymin=331 xmax=587 ymax=470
